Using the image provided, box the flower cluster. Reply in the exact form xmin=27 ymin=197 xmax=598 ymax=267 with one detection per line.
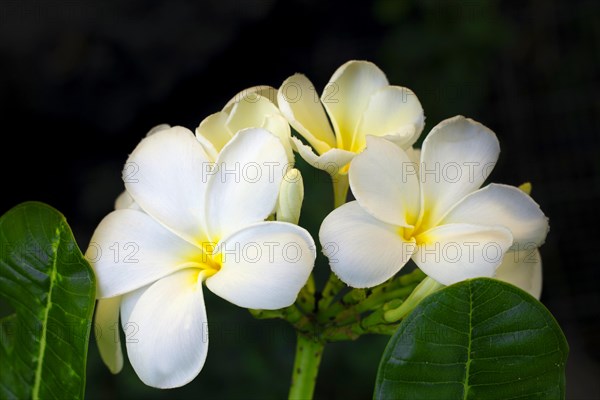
xmin=88 ymin=60 xmax=548 ymax=388
xmin=320 ymin=116 xmax=548 ymax=289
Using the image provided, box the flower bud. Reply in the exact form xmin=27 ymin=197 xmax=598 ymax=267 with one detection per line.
xmin=276 ymin=168 xmax=304 ymax=224
xmin=518 ymin=182 xmax=532 ymax=195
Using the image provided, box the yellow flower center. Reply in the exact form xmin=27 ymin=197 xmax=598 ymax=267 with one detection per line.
xmin=196 ymin=241 xmax=223 ymax=278
xmin=201 ymin=252 xmax=222 ymax=278
xmin=336 ymin=128 xmax=365 ymax=154
xmin=398 ymin=210 xmax=433 ymax=246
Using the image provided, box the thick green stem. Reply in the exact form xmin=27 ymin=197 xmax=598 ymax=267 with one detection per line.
xmin=289 ymin=333 xmax=325 ymax=400
xmin=331 ymin=173 xmax=349 ymax=208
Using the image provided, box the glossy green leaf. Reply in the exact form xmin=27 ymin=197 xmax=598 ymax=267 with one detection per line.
xmin=0 ymin=202 xmax=96 ymax=399
xmin=375 ymin=278 xmax=568 ymax=400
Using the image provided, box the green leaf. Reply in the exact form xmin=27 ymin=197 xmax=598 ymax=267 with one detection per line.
xmin=374 ymin=278 xmax=568 ymax=400
xmin=0 ymin=202 xmax=96 ymax=399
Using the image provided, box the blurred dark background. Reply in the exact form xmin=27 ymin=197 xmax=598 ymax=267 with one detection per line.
xmin=0 ymin=0 xmax=599 ymax=398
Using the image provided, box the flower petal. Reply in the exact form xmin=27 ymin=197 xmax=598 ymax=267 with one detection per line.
xmin=94 ymin=296 xmax=123 ymax=374
xmin=206 ymin=221 xmax=315 ymax=309
xmin=205 ymin=128 xmax=288 ymax=239
xmin=406 ymin=147 xmax=421 ymax=169
xmin=121 ymin=269 xmax=208 ymax=389
xmin=413 ymin=223 xmax=513 ymax=285
xmin=147 ymin=124 xmax=171 ymax=136
xmin=494 ymin=249 xmax=542 ymax=299
xmin=87 ymin=209 xmax=204 ymax=298
xmin=125 ymin=127 xmax=212 ymax=243
xmin=226 ymin=94 xmax=279 ymax=134
xmin=226 ymin=95 xmax=294 ymax=162
xmin=278 ymin=73 xmax=336 ymax=153
xmin=263 ymin=113 xmax=295 ymax=163
xmin=321 ymin=60 xmax=388 ymax=150
xmin=114 ymin=190 xmax=141 ymax=211
xmin=350 ymin=136 xmax=420 ymax=227
xmin=119 ymin=283 xmax=148 ymax=330
xmin=291 ymin=137 xmax=355 ymax=176
xmin=195 ymin=111 xmax=232 ymax=160
xmin=355 ymin=86 xmax=425 ymax=150
xmin=419 ymin=116 xmax=500 ymax=229
xmin=223 ymin=85 xmax=278 ymax=113
xmin=441 ymin=183 xmax=549 ymax=247
xmin=319 ymin=201 xmax=416 ymax=288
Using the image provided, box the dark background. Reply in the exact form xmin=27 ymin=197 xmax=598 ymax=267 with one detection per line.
xmin=1 ymin=0 xmax=599 ymax=398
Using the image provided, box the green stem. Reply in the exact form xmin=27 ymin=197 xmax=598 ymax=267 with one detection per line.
xmin=332 ymin=173 xmax=349 ymax=208
xmin=384 ymin=277 xmax=444 ymax=322
xmin=289 ymin=333 xmax=325 ymax=400
xmin=356 ymin=284 xmax=417 ymax=314
xmin=296 ymin=274 xmax=316 ymax=315
xmin=317 ymin=273 xmax=345 ymax=310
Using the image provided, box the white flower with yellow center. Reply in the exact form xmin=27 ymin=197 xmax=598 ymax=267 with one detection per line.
xmin=89 ymin=127 xmax=315 ymax=388
xmin=319 ymin=116 xmax=548 ymax=289
xmin=277 ymin=60 xmax=424 ymax=177
xmin=194 ymin=87 xmax=304 ymax=222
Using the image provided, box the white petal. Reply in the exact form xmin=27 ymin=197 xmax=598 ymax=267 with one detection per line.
xmin=419 ymin=116 xmax=500 ymax=229
xmin=278 ymin=73 xmax=336 ymax=153
xmin=355 ymin=86 xmax=425 ymax=150
xmin=349 ymin=136 xmax=420 ymax=227
xmin=205 ymin=128 xmax=288 ymax=239
xmin=125 ymin=127 xmax=212 ymax=243
xmin=121 ymin=269 xmax=208 ymax=389
xmin=319 ymin=201 xmax=416 ymax=288
xmin=441 ymin=183 xmax=549 ymax=247
xmin=226 ymin=95 xmax=294 ymax=162
xmin=119 ymin=284 xmax=147 ymax=330
xmin=263 ymin=113 xmax=295 ymax=163
xmin=94 ymin=296 xmax=123 ymax=374
xmin=195 ymin=111 xmax=232 ymax=161
xmin=87 ymin=209 xmax=204 ymax=298
xmin=406 ymin=147 xmax=421 ymax=170
xmin=226 ymin=94 xmax=279 ymax=133
xmin=321 ymin=60 xmax=388 ymax=150
xmin=291 ymin=137 xmax=355 ymax=176
xmin=413 ymin=223 xmax=513 ymax=285
xmin=223 ymin=85 xmax=279 ymax=113
xmin=206 ymin=221 xmax=315 ymax=309
xmin=495 ymin=249 xmax=542 ymax=299
xmin=114 ymin=190 xmax=141 ymax=211
xmin=146 ymin=124 xmax=171 ymax=136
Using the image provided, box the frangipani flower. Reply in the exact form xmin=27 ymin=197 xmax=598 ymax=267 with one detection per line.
xmin=196 ymin=86 xmax=293 ymax=162
xmin=88 ymin=127 xmax=315 ymax=388
xmin=278 ymin=60 xmax=425 ymax=176
xmin=319 ymin=116 xmax=548 ymax=288
xmin=196 ymin=88 xmax=304 ymax=221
